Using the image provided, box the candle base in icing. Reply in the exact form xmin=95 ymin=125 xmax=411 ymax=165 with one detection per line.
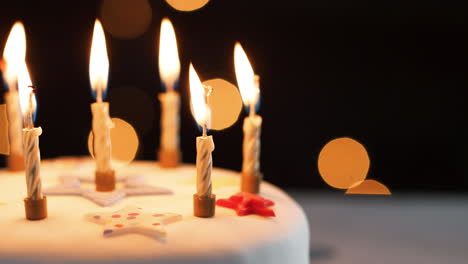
xmin=95 ymin=170 xmax=116 ymax=192
xmin=24 ymin=196 xmax=47 ymax=220
xmin=193 ymin=193 xmax=216 ymax=218
xmin=158 ymin=149 xmax=181 ymax=168
xmin=241 ymin=172 xmax=263 ymax=194
xmin=8 ymin=152 xmax=24 ymax=171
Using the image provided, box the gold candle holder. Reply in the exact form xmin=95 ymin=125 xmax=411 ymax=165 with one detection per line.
xmin=158 ymin=149 xmax=181 ymax=168
xmin=8 ymin=152 xmax=24 ymax=171
xmin=95 ymin=170 xmax=116 ymax=192
xmin=241 ymin=172 xmax=262 ymax=194
xmin=193 ymin=194 xmax=216 ymax=218
xmin=24 ymin=196 xmax=47 ymax=220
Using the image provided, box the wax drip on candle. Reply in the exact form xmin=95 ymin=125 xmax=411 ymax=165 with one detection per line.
xmin=250 ymin=75 xmax=260 ymax=117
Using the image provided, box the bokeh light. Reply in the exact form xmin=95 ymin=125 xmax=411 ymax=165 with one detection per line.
xmin=346 ymin=179 xmax=391 ymax=195
xmin=100 ymin=0 xmax=152 ymax=39
xmin=0 ymin=104 xmax=9 ymax=155
xmin=88 ymin=118 xmax=139 ymax=168
xmin=166 ymin=0 xmax=210 ymax=12
xmin=318 ymin=137 xmax=370 ymax=189
xmin=202 ymin=78 xmax=242 ymax=130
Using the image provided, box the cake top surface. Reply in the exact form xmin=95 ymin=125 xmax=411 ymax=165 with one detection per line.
xmin=0 ymin=158 xmax=309 ymax=264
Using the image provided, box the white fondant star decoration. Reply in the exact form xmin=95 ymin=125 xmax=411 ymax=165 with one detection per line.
xmin=44 ymin=174 xmax=172 ymax=206
xmin=86 ymin=205 xmax=182 ymax=241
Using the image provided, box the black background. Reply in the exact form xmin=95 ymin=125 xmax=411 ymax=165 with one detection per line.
xmin=0 ymin=0 xmax=467 ymax=192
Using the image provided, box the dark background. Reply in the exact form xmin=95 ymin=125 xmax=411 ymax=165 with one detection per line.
xmin=0 ymin=0 xmax=467 ymax=192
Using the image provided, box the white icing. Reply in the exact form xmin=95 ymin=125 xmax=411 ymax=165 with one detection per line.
xmin=0 ymin=158 xmax=309 ymax=264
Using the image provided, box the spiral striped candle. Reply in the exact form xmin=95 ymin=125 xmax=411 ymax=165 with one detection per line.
xmin=5 ymin=90 xmax=23 ymax=157
xmin=196 ymin=135 xmax=215 ymax=197
xmin=159 ymin=91 xmax=180 ymax=152
xmin=22 ymin=127 xmax=42 ymax=200
xmin=91 ymin=102 xmax=113 ymax=173
xmin=242 ymin=115 xmax=262 ymax=176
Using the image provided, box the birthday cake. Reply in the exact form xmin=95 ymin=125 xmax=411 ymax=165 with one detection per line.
xmin=0 ymin=157 xmax=309 ymax=264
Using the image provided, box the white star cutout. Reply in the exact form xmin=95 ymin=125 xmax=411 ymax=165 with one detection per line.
xmin=86 ymin=205 xmax=182 ymax=241
xmin=44 ymin=174 xmax=172 ymax=206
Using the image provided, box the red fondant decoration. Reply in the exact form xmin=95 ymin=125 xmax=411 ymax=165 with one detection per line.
xmin=216 ymin=192 xmax=276 ymax=217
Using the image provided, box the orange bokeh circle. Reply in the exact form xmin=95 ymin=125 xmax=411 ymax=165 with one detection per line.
xmin=318 ymin=137 xmax=370 ymax=189
xmin=166 ymin=0 xmax=210 ymax=12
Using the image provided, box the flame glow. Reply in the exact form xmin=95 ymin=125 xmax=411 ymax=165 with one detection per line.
xmin=189 ymin=64 xmax=209 ymax=127
xmin=89 ymin=20 xmax=109 ymax=101
xmin=158 ymin=18 xmax=180 ymax=91
xmin=2 ymin=21 xmax=27 ymax=91
xmin=17 ymin=64 xmax=36 ymax=116
xmin=234 ymin=42 xmax=259 ymax=107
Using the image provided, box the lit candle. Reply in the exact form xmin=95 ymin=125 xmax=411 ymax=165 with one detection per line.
xmin=157 ymin=18 xmax=181 ymax=168
xmin=89 ymin=19 xmax=115 ymax=192
xmin=18 ymin=63 xmax=47 ymax=220
xmin=2 ymin=22 xmax=26 ymax=171
xmin=189 ymin=64 xmax=216 ymax=218
xmin=234 ymin=43 xmax=262 ymax=193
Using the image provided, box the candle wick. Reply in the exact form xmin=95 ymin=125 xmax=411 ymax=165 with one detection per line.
xmin=249 ymin=103 xmax=255 ymax=117
xmin=165 ymin=83 xmax=173 ymax=93
xmin=26 ymin=87 xmax=35 ymax=129
xmin=97 ymin=89 xmax=103 ymax=103
xmin=202 ymin=85 xmax=213 ymax=137
xmin=250 ymin=74 xmax=260 ymax=118
xmin=204 ymin=85 xmax=213 ymax=99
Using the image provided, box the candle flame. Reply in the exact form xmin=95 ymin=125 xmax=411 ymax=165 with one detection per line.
xmin=234 ymin=42 xmax=259 ymax=107
xmin=2 ymin=21 xmax=27 ymax=91
xmin=89 ymin=19 xmax=109 ymax=101
xmin=189 ymin=63 xmax=210 ymax=127
xmin=17 ymin=63 xmax=36 ymax=117
xmin=158 ymin=18 xmax=180 ymax=91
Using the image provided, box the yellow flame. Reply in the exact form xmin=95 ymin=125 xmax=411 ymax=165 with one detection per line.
xmin=89 ymin=19 xmax=109 ymax=101
xmin=2 ymin=21 xmax=27 ymax=91
xmin=189 ymin=63 xmax=209 ymax=127
xmin=17 ymin=64 xmax=36 ymax=116
xmin=234 ymin=42 xmax=259 ymax=107
xmin=158 ymin=18 xmax=180 ymax=91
